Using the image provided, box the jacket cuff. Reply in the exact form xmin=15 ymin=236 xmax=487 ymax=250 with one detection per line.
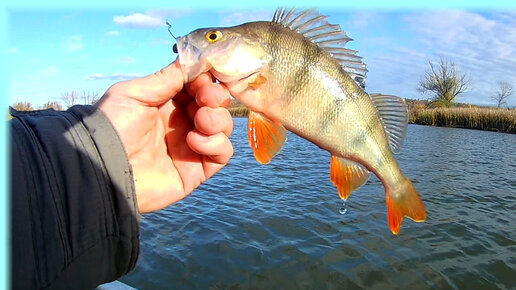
xmin=69 ymin=105 xmax=140 ymax=267
xmin=10 ymin=105 xmax=140 ymax=289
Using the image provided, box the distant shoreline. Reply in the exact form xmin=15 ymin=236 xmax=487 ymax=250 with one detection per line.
xmin=228 ymin=101 xmax=516 ymax=134
xmin=408 ymin=107 xmax=515 ymax=134
xmin=10 ymin=100 xmax=515 ymax=134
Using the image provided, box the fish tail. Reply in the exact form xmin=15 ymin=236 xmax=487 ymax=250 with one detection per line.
xmin=385 ymin=178 xmax=426 ymax=235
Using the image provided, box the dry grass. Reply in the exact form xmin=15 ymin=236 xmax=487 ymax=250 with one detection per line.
xmin=409 ymin=107 xmax=516 ymax=134
xmin=228 ymin=100 xmax=248 ymax=117
xmin=226 ymin=100 xmax=516 ymax=134
xmin=228 ymin=107 xmax=249 ymax=117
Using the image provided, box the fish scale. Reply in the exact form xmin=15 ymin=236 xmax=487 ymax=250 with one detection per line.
xmin=262 ymin=25 xmax=349 ymax=136
xmin=176 ymin=8 xmax=426 ymax=234
xmin=263 ymin=24 xmax=382 ymax=165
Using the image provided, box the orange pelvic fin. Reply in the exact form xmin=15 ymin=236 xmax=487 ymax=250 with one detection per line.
xmin=385 ymin=179 xmax=426 ymax=234
xmin=247 ymin=111 xmax=286 ymax=164
xmin=248 ymin=74 xmax=267 ymax=90
xmin=329 ymin=155 xmax=370 ymax=200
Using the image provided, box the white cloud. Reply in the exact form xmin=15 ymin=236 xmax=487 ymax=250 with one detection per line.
xmin=113 ymin=9 xmax=191 ymax=31
xmin=407 ymin=11 xmax=516 ymax=91
xmin=407 ymin=11 xmax=515 ymax=69
xmin=219 ymin=10 xmax=273 ymax=27
xmin=106 ymin=30 xmax=119 ymax=36
xmin=65 ymin=36 xmax=83 ymax=52
xmin=113 ymin=13 xmax=163 ymax=29
xmin=145 ymin=8 xmax=192 ymax=20
xmin=120 ymin=56 xmax=134 ymax=64
xmin=345 ymin=11 xmax=382 ymax=31
xmin=359 ymin=10 xmax=516 ymax=106
xmin=364 ymin=50 xmax=428 ymax=99
xmin=7 ymin=47 xmax=17 ymax=53
xmin=151 ymin=39 xmax=173 ymax=47
xmin=39 ymin=66 xmax=60 ymax=77
xmin=85 ymin=73 xmax=142 ymax=81
xmin=27 ymin=58 xmax=41 ymax=64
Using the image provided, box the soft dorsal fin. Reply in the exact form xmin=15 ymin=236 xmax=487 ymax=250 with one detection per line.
xmin=248 ymin=111 xmax=287 ymax=164
xmin=330 ymin=155 xmax=370 ymax=200
xmin=369 ymin=94 xmax=409 ymax=154
xmin=272 ymin=8 xmax=367 ymax=89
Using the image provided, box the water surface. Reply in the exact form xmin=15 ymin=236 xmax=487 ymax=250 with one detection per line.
xmin=121 ymin=119 xmax=516 ymax=289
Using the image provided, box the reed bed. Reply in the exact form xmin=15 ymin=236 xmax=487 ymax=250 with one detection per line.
xmin=409 ymin=107 xmax=516 ymax=134
xmin=228 ymin=107 xmax=249 ymax=117
xmin=228 ymin=100 xmax=249 ymax=117
xmin=228 ymin=99 xmax=516 ymax=134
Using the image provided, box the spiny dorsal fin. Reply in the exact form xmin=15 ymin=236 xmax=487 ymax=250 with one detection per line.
xmin=369 ymin=94 xmax=409 ymax=154
xmin=272 ymin=8 xmax=367 ymax=89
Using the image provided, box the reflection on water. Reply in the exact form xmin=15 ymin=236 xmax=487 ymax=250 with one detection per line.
xmin=121 ymin=119 xmax=516 ymax=289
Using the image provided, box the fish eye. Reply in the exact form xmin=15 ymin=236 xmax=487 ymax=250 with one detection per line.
xmin=206 ymin=31 xmax=222 ymax=42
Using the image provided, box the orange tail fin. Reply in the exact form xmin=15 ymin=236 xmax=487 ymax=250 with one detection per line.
xmin=385 ymin=179 xmax=426 ymax=234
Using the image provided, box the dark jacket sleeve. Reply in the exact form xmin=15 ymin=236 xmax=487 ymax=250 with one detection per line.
xmin=10 ymin=105 xmax=140 ymax=289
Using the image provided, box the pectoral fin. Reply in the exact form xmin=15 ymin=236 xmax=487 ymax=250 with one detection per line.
xmin=330 ymin=155 xmax=370 ymax=200
xmin=247 ymin=111 xmax=286 ymax=164
xmin=248 ymin=74 xmax=267 ymax=90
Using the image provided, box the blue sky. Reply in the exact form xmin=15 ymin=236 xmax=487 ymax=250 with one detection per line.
xmin=0 ymin=3 xmax=515 ymax=288
xmin=6 ymin=7 xmax=516 ymax=108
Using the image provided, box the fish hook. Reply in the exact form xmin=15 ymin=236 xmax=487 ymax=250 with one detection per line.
xmin=166 ymin=20 xmax=177 ymax=39
xmin=166 ymin=20 xmax=178 ymax=53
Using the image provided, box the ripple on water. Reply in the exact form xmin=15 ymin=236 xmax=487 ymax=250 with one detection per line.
xmin=121 ymin=121 xmax=516 ymax=289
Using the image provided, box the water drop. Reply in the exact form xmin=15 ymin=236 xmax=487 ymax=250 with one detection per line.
xmin=339 ymin=202 xmax=348 ymax=215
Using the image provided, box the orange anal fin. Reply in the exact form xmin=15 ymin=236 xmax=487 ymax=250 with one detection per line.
xmin=385 ymin=179 xmax=426 ymax=235
xmin=248 ymin=74 xmax=267 ymax=90
xmin=247 ymin=111 xmax=286 ymax=164
xmin=329 ymin=155 xmax=370 ymax=200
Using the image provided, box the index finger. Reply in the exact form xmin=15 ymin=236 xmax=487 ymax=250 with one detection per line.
xmin=195 ymin=82 xmax=231 ymax=108
xmin=173 ymin=72 xmax=217 ymax=106
xmin=186 ymin=72 xmax=214 ymax=96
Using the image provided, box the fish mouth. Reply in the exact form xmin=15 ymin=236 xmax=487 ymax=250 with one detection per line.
xmin=211 ymin=70 xmax=259 ymax=84
xmin=176 ymin=37 xmax=207 ymax=83
xmin=176 ymin=36 xmax=261 ymax=85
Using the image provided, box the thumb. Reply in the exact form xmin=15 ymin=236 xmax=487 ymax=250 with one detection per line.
xmin=110 ymin=59 xmax=185 ymax=106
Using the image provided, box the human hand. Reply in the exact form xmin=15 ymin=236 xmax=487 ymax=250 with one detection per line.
xmin=96 ymin=60 xmax=233 ymax=213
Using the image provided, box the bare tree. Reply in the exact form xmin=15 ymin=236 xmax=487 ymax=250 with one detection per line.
xmin=418 ymin=56 xmax=469 ymax=107
xmin=491 ymin=81 xmax=513 ymax=108
xmin=41 ymin=101 xmax=63 ymax=111
xmin=11 ymin=102 xmax=34 ymax=111
xmin=61 ymin=91 xmax=79 ymax=108
xmin=82 ymin=90 xmax=101 ymax=105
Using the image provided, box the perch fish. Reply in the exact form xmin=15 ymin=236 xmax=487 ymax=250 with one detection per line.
xmin=175 ymin=8 xmax=426 ymax=234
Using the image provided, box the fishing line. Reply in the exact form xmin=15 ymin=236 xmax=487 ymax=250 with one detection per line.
xmin=166 ymin=20 xmax=179 ymax=54
xmin=166 ymin=20 xmax=177 ymax=39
